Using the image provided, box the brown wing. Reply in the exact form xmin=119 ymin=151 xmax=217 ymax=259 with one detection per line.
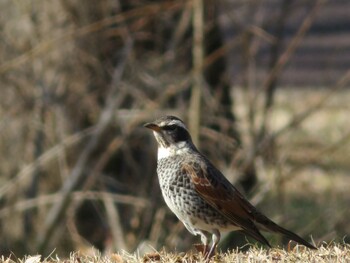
xmin=182 ymin=159 xmax=317 ymax=249
xmin=182 ymin=161 xmax=271 ymax=247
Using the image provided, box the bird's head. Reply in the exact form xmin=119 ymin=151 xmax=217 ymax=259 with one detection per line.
xmin=144 ymin=116 xmax=194 ymax=159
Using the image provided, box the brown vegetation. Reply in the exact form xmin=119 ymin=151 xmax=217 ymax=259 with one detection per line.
xmin=4 ymin=243 xmax=350 ymax=263
xmin=0 ymin=0 xmax=349 ymax=259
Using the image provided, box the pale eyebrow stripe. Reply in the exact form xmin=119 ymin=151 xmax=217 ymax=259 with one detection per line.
xmin=168 ymin=120 xmax=187 ymax=130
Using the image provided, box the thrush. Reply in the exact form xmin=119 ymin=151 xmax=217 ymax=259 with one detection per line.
xmin=144 ymin=115 xmax=316 ymax=256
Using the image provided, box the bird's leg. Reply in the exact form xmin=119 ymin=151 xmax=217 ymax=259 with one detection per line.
xmin=206 ymin=229 xmax=221 ymax=260
xmin=200 ymin=231 xmax=210 ymax=255
xmin=194 ymin=230 xmax=210 ymax=256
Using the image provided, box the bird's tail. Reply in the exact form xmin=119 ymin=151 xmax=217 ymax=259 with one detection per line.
xmin=254 ymin=212 xmax=317 ymax=249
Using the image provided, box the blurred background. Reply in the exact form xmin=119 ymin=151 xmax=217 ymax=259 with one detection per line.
xmin=0 ymin=0 xmax=349 ymax=257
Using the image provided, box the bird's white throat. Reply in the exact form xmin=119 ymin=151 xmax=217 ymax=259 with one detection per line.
xmin=157 ymin=142 xmax=188 ymax=160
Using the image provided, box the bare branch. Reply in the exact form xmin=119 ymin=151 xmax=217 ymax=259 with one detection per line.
xmin=0 ymin=191 xmax=149 ymax=218
xmin=37 ymin=38 xmax=133 ymax=253
xmin=0 ymin=127 xmax=94 ymax=198
xmin=188 ymin=0 xmax=204 ymax=146
xmin=262 ymin=0 xmax=327 ymax=91
xmin=103 ymin=194 xmax=127 ymax=251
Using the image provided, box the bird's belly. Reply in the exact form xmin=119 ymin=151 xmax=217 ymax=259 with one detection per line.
xmin=158 ymin=166 xmax=237 ymax=231
xmin=157 ymin=157 xmax=242 ymax=232
xmin=161 ymin=185 xmax=240 ymax=232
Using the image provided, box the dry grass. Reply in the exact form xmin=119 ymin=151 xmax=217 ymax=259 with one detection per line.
xmin=1 ymin=0 xmax=350 ymax=257
xmin=5 ymin=243 xmax=350 ymax=263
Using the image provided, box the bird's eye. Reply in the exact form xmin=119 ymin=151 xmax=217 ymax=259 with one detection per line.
xmin=163 ymin=125 xmax=177 ymax=131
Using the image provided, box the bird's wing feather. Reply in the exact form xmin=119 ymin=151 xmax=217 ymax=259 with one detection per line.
xmin=181 ymin=160 xmax=271 ymax=247
xmin=182 ymin=158 xmax=316 ymax=249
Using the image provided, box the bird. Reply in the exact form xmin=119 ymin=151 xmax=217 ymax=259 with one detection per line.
xmin=144 ymin=115 xmax=316 ymax=257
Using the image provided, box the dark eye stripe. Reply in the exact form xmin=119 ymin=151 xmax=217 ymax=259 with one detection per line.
xmin=163 ymin=125 xmax=177 ymax=131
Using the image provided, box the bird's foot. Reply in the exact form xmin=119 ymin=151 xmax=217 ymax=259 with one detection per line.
xmin=194 ymin=244 xmax=216 ymax=261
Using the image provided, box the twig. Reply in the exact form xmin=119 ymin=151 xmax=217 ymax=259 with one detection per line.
xmin=0 ymin=127 xmax=94 ymax=199
xmin=37 ymin=38 xmax=133 ymax=253
xmin=241 ymin=69 xmax=350 ymax=167
xmin=149 ymin=208 xmax=166 ymax=247
xmin=103 ymin=193 xmax=127 ymax=251
xmin=166 ymin=1 xmax=192 ymax=56
xmin=256 ymin=0 xmax=327 ymax=152
xmin=262 ymin=0 xmax=327 ymax=91
xmin=188 ymin=0 xmax=204 ymax=146
xmin=66 ymin=203 xmax=92 ymax=252
xmin=0 ymin=1 xmax=183 ymax=74
xmin=257 ymin=0 xmax=294 ymax=142
xmin=243 ymin=0 xmax=333 ymax=160
xmin=0 ymin=191 xmax=149 ymax=218
xmin=271 ymin=70 xmax=350 ymax=140
xmin=25 ymin=84 xmax=47 ymax=236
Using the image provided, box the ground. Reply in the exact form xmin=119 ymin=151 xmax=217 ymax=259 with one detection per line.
xmin=9 ymin=243 xmax=350 ymax=263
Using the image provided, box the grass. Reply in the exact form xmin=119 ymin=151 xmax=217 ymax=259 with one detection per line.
xmin=5 ymin=243 xmax=350 ymax=262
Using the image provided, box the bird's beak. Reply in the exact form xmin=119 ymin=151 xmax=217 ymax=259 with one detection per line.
xmin=144 ymin=122 xmax=161 ymax=132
